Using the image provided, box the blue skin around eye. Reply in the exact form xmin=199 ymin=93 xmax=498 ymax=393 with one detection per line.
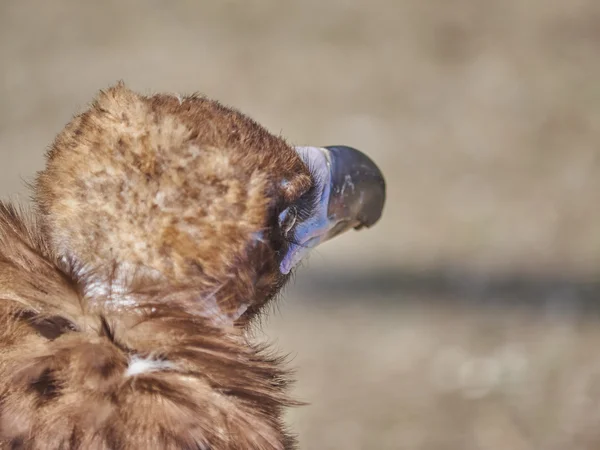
xmin=280 ymin=148 xmax=332 ymax=274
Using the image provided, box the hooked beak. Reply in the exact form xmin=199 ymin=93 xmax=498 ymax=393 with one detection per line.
xmin=280 ymin=145 xmax=386 ymax=274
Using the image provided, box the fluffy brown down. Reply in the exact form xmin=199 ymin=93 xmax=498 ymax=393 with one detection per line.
xmin=0 ymin=83 xmax=316 ymax=449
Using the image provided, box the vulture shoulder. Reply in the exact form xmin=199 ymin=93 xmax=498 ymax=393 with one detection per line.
xmin=0 ymin=203 xmax=295 ymax=450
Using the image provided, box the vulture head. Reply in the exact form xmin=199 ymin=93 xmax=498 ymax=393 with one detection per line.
xmin=0 ymin=83 xmax=385 ymax=449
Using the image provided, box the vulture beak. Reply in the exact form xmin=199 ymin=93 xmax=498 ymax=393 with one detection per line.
xmin=280 ymin=145 xmax=386 ymax=274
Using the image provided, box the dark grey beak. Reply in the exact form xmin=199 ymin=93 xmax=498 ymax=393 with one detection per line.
xmin=280 ymin=145 xmax=386 ymax=274
xmin=324 ymin=145 xmax=386 ymax=235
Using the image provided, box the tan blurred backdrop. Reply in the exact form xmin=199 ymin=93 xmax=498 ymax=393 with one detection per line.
xmin=2 ymin=1 xmax=600 ymax=449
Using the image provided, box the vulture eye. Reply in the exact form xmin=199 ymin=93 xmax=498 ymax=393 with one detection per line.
xmin=278 ymin=206 xmax=298 ymax=238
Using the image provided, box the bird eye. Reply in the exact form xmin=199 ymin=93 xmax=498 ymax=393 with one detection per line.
xmin=278 ymin=206 xmax=298 ymax=237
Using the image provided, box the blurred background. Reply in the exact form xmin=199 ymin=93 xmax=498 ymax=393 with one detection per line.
xmin=1 ymin=1 xmax=600 ymax=448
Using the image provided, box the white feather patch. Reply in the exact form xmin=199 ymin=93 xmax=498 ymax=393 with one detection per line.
xmin=125 ymin=355 xmax=176 ymax=377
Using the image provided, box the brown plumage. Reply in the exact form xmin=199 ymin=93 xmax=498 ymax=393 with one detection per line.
xmin=0 ymin=83 xmax=385 ymax=449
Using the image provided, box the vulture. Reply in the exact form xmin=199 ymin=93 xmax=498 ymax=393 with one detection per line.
xmin=0 ymin=83 xmax=385 ymax=449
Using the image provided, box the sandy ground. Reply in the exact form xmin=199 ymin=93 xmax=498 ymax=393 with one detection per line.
xmin=2 ymin=1 xmax=600 ymax=448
